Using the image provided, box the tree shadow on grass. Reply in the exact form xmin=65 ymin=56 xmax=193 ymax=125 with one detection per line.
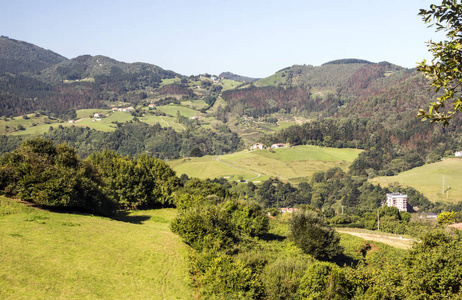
xmin=332 ymin=253 xmax=362 ymax=268
xmin=260 ymin=232 xmax=286 ymax=242
xmin=111 ymin=211 xmax=151 ymax=224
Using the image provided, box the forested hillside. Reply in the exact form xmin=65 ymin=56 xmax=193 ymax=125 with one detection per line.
xmin=0 ymin=37 xmax=180 ymax=118
xmin=0 ymin=36 xmax=66 ymax=74
xmin=0 ymin=121 xmax=243 ymax=159
xmin=1 ymin=37 xmax=461 ymax=180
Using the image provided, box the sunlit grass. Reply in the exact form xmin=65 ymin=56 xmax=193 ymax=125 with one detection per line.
xmin=0 ymin=196 xmax=192 ymax=299
xmin=169 ymin=145 xmax=362 ymax=182
xmin=156 ymin=104 xmax=199 ymax=118
xmin=370 ymin=158 xmax=462 ymax=203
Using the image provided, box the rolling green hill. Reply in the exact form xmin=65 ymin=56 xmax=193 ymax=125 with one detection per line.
xmin=168 ymin=145 xmax=362 ymax=183
xmin=370 ymin=158 xmax=462 ymax=203
xmin=0 ymin=197 xmax=192 ymax=299
xmin=218 ymin=71 xmax=259 ymax=83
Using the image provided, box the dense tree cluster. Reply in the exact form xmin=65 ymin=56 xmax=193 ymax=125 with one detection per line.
xmin=222 ymin=86 xmax=341 ymax=118
xmin=157 ymin=83 xmax=194 ymax=97
xmin=0 ymin=75 xmax=104 ymax=119
xmin=0 ymin=121 xmax=244 ymax=159
xmin=0 ymin=138 xmax=181 ymax=215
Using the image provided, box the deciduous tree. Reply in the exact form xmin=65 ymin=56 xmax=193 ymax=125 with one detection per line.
xmin=417 ymin=0 xmax=462 ymax=124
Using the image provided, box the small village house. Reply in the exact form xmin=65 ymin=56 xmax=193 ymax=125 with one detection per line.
xmin=68 ymin=120 xmax=75 ymax=124
xmin=280 ymin=207 xmax=299 ymax=213
xmin=271 ymin=143 xmax=285 ymax=149
xmin=94 ymin=113 xmax=103 ymax=118
xmin=251 ymin=143 xmax=265 ymax=150
xmin=455 ymin=151 xmax=462 ymax=157
xmin=119 ymin=107 xmax=134 ymax=112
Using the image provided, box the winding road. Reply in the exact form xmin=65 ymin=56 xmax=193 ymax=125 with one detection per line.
xmin=216 ymin=155 xmax=261 ymax=182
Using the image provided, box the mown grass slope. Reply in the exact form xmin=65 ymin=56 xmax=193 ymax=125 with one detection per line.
xmin=169 ymin=155 xmax=266 ymax=182
xmin=0 ymin=197 xmax=192 ymax=299
xmin=169 ymin=145 xmax=362 ymax=182
xmin=370 ymin=158 xmax=462 ymax=203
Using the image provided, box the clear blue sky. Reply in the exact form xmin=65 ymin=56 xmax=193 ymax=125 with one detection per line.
xmin=1 ymin=0 xmax=444 ymax=78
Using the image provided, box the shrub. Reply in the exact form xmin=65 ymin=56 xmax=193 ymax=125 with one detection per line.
xmin=263 ymin=257 xmax=311 ymax=300
xmin=0 ymin=138 xmax=117 ymax=215
xmin=289 ymin=210 xmax=343 ymax=260
xmin=297 ymin=261 xmax=351 ymax=299
xmin=199 ymin=253 xmax=264 ymax=299
xmin=402 ymin=230 xmax=462 ymax=298
xmin=170 ymin=205 xmax=235 ymax=251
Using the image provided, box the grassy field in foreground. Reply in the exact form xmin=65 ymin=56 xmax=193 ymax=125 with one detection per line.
xmin=0 ymin=197 xmax=192 ymax=299
xmin=370 ymin=158 xmax=462 ymax=203
xmin=169 ymin=145 xmax=362 ymax=182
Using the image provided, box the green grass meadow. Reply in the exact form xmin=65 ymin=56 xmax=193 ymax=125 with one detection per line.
xmin=0 ymin=197 xmax=192 ymax=299
xmin=0 ymin=114 xmax=56 ymax=135
xmin=156 ymin=105 xmax=199 ymax=118
xmin=370 ymin=158 xmax=462 ymax=203
xmin=220 ymin=79 xmax=242 ymax=91
xmin=168 ymin=156 xmax=265 ymax=182
xmin=169 ymin=145 xmax=362 ymax=183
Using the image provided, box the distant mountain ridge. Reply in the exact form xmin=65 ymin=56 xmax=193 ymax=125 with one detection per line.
xmin=322 ymin=58 xmax=373 ymax=65
xmin=219 ymin=71 xmax=259 ymax=83
xmin=0 ymin=36 xmax=66 ymax=75
xmin=0 ymin=36 xmax=434 ymax=127
xmin=0 ymin=36 xmax=179 ymax=117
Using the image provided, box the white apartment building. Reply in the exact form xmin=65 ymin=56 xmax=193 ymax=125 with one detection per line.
xmin=385 ymin=193 xmax=408 ymax=212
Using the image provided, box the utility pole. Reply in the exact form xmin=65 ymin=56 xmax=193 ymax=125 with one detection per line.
xmin=377 ymin=210 xmax=380 ymax=231
xmin=443 ymin=176 xmax=445 ymax=194
xmin=341 ymin=205 xmax=344 ymax=215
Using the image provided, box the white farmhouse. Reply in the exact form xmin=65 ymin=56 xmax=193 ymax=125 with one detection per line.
xmin=252 ymin=143 xmax=265 ymax=150
xmin=271 ymin=143 xmax=285 ymax=149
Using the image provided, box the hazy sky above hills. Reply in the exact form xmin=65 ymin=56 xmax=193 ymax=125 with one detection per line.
xmin=2 ymin=0 xmax=444 ymax=78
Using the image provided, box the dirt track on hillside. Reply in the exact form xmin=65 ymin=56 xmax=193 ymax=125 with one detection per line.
xmin=336 ymin=229 xmax=416 ymax=249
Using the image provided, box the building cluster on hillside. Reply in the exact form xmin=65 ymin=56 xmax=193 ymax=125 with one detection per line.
xmin=279 ymin=207 xmax=299 ymax=213
xmin=110 ymin=107 xmax=134 ymax=112
xmin=251 ymin=143 xmax=288 ymax=150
